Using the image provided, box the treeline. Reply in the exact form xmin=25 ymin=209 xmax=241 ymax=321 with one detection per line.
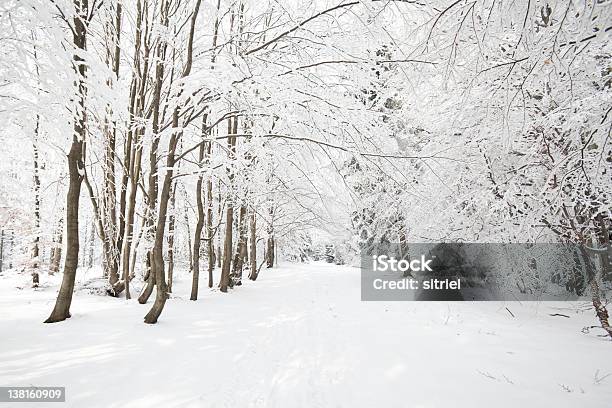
xmin=39 ymin=0 xmax=290 ymax=324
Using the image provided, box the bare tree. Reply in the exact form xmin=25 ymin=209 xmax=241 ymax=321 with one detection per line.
xmin=45 ymin=0 xmax=92 ymax=323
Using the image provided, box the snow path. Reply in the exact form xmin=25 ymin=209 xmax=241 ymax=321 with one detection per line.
xmin=1 ymin=262 xmax=611 ymax=407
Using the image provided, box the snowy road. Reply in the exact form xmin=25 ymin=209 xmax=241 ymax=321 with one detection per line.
xmin=1 ymin=262 xmax=611 ymax=407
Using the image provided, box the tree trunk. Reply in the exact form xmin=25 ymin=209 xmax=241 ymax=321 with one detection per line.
xmin=248 ymin=210 xmax=257 ymax=280
xmin=49 ymin=218 xmax=63 ymax=275
xmin=32 ymin=114 xmax=41 ymax=287
xmin=204 ymin=0 xmax=221 ymax=289
xmin=167 ymin=184 xmax=177 ymax=294
xmin=143 ymin=113 xmax=179 ymax=323
xmin=138 ymin=251 xmax=154 ymax=303
xmin=190 ymin=116 xmax=208 ymax=300
xmin=0 ymin=230 xmax=4 ymax=273
xmin=182 ymin=184 xmax=193 ymax=272
xmin=88 ymin=219 xmax=95 ymax=268
xmin=115 ymin=112 xmax=131 ymax=288
xmin=206 ymin=175 xmax=214 ymax=288
xmin=595 ymin=214 xmax=611 ymax=281
xmin=166 ymin=140 xmax=181 ymax=295
xmin=578 ymin=244 xmax=612 ymax=338
xmin=219 ymin=206 xmax=233 ymax=292
xmin=30 ymin=34 xmax=43 ymax=286
xmin=8 ymin=231 xmax=14 ymax=269
xmin=191 ymin=178 xmax=204 ymax=300
xmin=45 ymin=125 xmax=84 ymax=322
xmin=117 ymin=141 xmax=142 ymax=299
xmin=81 ymin=222 xmax=88 ymax=268
xmin=217 ymin=180 xmax=222 ymax=269
xmin=219 ymin=117 xmax=237 ymax=292
xmin=45 ymin=1 xmax=88 ymax=323
xmin=590 ymin=277 xmax=612 ymax=338
xmin=102 ymin=108 xmax=117 ymax=278
xmin=232 ymin=205 xmax=247 ymax=285
xmin=103 ymin=2 xmax=122 ymax=284
xmin=266 ymin=236 xmax=275 ymax=268
xmin=265 ymin=202 xmax=275 ymax=268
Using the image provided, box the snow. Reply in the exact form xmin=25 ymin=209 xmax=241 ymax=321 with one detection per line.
xmin=1 ymin=262 xmax=611 ymax=408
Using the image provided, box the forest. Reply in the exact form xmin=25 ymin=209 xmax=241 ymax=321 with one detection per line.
xmin=0 ymin=0 xmax=611 ymax=406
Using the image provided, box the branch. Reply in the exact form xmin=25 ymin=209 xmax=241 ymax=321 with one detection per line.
xmin=181 ymin=0 xmax=202 ymax=78
xmin=279 ymin=58 xmax=437 ymax=75
xmin=48 ymin=0 xmax=77 ymax=38
xmin=245 ymin=1 xmax=360 ymax=55
xmin=424 ymin=0 xmax=463 ymax=49
xmin=477 ymin=57 xmax=529 ymax=75
xmin=218 ymin=133 xmax=460 ymax=161
xmin=173 ymin=110 xmax=241 ymax=162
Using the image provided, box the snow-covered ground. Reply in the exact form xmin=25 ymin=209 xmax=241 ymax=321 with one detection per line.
xmin=1 ymin=262 xmax=611 ymax=408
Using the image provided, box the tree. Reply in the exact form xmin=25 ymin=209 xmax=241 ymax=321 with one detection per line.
xmin=45 ymin=0 xmax=92 ymax=323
